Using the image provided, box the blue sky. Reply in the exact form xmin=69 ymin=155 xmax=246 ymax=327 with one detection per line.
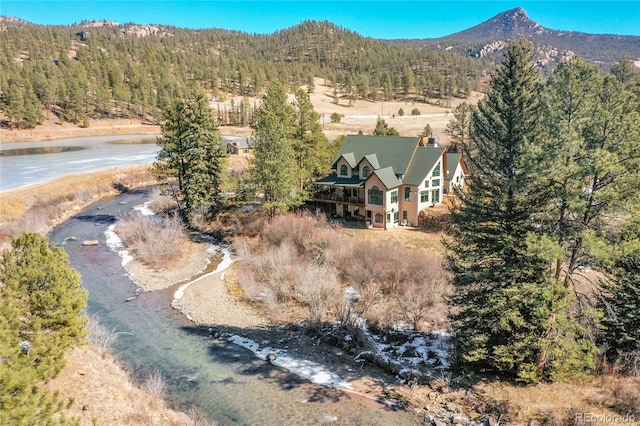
xmin=2 ymin=1 xmax=639 ymax=38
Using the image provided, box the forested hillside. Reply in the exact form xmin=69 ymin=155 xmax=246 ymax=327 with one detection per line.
xmin=0 ymin=19 xmax=488 ymax=129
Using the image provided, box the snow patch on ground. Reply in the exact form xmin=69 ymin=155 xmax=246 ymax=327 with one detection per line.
xmin=133 ymin=202 xmax=155 ymax=216
xmin=356 ymin=320 xmax=453 ymax=378
xmin=173 ymin=246 xmax=234 ymax=301
xmin=105 ymin=201 xmax=155 ymax=267
xmin=105 ymin=224 xmax=133 ymax=266
xmin=228 ymin=335 xmax=353 ymax=391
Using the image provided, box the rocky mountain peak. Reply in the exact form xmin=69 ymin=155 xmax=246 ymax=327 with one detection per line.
xmin=486 ymin=7 xmax=545 ymax=38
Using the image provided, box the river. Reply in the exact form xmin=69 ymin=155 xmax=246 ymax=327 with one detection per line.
xmin=49 ymin=189 xmax=420 ymax=425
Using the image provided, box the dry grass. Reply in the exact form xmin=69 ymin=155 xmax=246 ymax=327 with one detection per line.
xmin=0 ymin=165 xmax=156 ymax=247
xmin=471 ymin=377 xmax=640 ymax=424
xmin=46 ymin=345 xmax=192 ymax=426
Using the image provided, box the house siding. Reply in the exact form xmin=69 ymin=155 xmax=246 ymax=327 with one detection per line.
xmin=399 ymin=185 xmax=418 ymax=226
xmin=336 ymin=158 xmax=354 ymax=178
xmin=365 ymin=174 xmax=387 ymax=229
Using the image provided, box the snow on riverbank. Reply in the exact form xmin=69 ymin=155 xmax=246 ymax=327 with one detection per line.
xmin=173 ymin=246 xmax=233 ymax=301
xmin=104 ymin=201 xmax=155 ymax=267
xmin=228 ymin=335 xmax=353 ymax=391
xmin=105 ymin=224 xmax=133 ymax=267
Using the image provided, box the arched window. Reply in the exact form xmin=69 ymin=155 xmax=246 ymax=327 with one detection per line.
xmin=362 ymin=166 xmax=370 ymax=178
xmin=375 ymin=213 xmax=384 ymax=223
xmin=340 ymin=164 xmax=348 ymax=176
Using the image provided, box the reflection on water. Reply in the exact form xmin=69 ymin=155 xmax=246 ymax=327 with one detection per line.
xmin=0 ymin=146 xmax=85 ymax=156
xmin=108 ymin=138 xmax=158 ymax=145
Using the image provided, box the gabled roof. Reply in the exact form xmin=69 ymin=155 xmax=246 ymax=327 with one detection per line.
xmin=315 ymin=174 xmax=364 ymax=188
xmin=403 ymin=146 xmax=446 ymax=185
xmin=370 ymin=166 xmax=403 ymax=189
xmin=226 ymin=137 xmax=251 ymax=149
xmin=332 ymin=135 xmax=419 ymax=175
xmin=362 ymin=153 xmax=380 ymax=169
xmin=338 ymin=152 xmax=357 ymax=168
xmin=446 ymin=153 xmax=461 ymax=179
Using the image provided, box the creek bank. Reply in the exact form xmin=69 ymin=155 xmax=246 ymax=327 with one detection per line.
xmin=104 ymin=213 xmax=419 ymax=410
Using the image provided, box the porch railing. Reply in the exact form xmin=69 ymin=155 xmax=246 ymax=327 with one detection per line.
xmin=311 ymin=192 xmax=365 ymax=205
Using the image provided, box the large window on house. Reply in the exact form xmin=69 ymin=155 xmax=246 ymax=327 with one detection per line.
xmin=393 ymin=211 xmax=399 ymax=224
xmin=404 ymin=187 xmax=413 ymax=201
xmin=375 ymin=213 xmax=383 ymax=223
xmin=340 ymin=164 xmax=348 ymax=176
xmin=431 ymin=188 xmax=440 ymax=204
xmin=390 ymin=190 xmax=398 ymax=204
xmin=362 ymin=166 xmax=370 ymax=178
xmin=368 ymin=186 xmax=383 ymax=205
xmin=420 ymin=190 xmax=429 ymax=203
xmin=432 ymin=162 xmax=441 ymax=177
xmin=431 ymin=178 xmax=440 ymax=187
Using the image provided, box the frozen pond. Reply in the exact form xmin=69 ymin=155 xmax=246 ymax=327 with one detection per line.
xmin=0 ymin=135 xmax=160 ymax=191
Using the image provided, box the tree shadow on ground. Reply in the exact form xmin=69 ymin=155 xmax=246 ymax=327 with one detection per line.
xmin=178 ymin=323 xmax=403 ymax=410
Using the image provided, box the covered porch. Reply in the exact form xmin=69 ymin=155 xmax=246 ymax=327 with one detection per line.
xmin=311 ymin=175 xmax=366 ymax=220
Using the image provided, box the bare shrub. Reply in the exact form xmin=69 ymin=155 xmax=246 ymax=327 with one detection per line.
xmin=144 ymin=369 xmax=167 ymax=401
xmin=148 ymin=187 xmax=178 ymax=213
xmin=261 ymin=211 xmax=321 ymax=252
xmin=86 ymin=314 xmax=121 ymax=353
xmin=244 ymin=241 xmax=298 ymax=301
xmin=303 ymin=226 xmax=347 ymax=267
xmin=235 ymin=211 xmax=452 ymax=341
xmin=186 ymin=406 xmax=217 ymax=426
xmin=229 ymin=208 xmax=266 ymax=238
xmin=115 ymin=212 xmax=186 ymax=269
xmin=235 ymin=241 xmax=285 ymax=319
xmin=600 ymin=375 xmax=640 ymax=415
xmin=395 ymin=253 xmax=449 ymax=331
xmin=294 ymin=264 xmax=340 ymax=325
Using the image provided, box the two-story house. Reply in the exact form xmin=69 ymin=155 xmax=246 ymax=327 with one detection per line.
xmin=313 ymin=135 xmax=453 ymax=230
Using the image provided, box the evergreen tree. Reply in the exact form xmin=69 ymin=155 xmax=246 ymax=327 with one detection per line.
xmin=155 ymin=88 xmax=227 ymax=225
xmin=373 ymin=117 xmax=399 ymax=136
xmin=610 ymin=57 xmax=640 ymax=94
xmin=0 ymin=232 xmax=86 ymax=425
xmin=541 ymin=66 xmax=640 ymax=287
xmin=250 ymin=82 xmax=301 ymax=218
xmin=447 ymin=40 xmax=596 ymax=382
xmin=444 ymin=102 xmax=475 ymax=153
xmin=292 ymin=89 xmax=332 ymax=196
xmin=601 ymin=217 xmax=640 ymax=375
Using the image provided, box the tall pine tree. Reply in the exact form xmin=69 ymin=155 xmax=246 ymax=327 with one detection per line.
xmin=155 ymin=88 xmax=227 ymax=226
xmin=292 ymin=88 xmax=333 ymax=197
xmin=447 ymin=40 xmax=596 ymax=382
xmin=250 ymin=82 xmax=301 ymax=218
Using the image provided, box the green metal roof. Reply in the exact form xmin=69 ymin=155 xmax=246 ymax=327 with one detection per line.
xmin=363 ymin=153 xmax=380 ymax=169
xmin=403 ymin=146 xmax=446 ymax=185
xmin=341 ymin=152 xmax=357 ymax=168
xmin=371 ymin=166 xmax=403 ymax=189
xmin=315 ymin=174 xmax=364 ymax=188
xmin=332 ymin=135 xmax=419 ymax=174
xmin=446 ymin=153 xmax=461 ymax=180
